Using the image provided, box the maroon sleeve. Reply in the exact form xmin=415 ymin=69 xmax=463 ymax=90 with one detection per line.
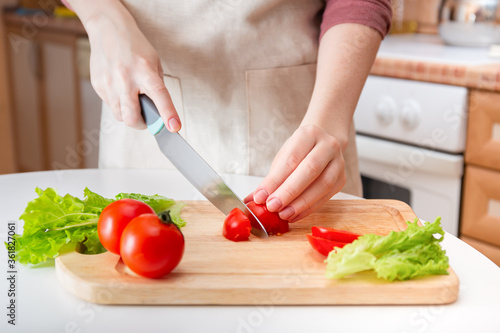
xmin=320 ymin=0 xmax=393 ymax=40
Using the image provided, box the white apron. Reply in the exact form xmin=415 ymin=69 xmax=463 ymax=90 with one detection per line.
xmin=98 ymin=0 xmax=362 ymax=197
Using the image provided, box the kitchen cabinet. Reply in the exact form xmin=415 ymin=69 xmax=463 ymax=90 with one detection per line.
xmin=370 ymin=34 xmax=500 ymax=267
xmin=0 ymin=5 xmax=16 ymax=174
xmin=465 ymin=91 xmax=500 ymax=170
xmin=3 ymin=11 xmax=101 ymax=172
xmin=461 ymin=90 xmax=500 ymax=266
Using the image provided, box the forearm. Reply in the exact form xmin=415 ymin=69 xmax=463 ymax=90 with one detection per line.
xmin=301 ymin=23 xmax=382 ymax=151
xmin=65 ymin=0 xmax=137 ymax=35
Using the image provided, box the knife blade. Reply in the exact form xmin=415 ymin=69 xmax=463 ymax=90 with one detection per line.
xmin=139 ymin=94 xmax=268 ymax=238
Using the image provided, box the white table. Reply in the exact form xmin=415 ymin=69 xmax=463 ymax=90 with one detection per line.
xmin=1 ymin=169 xmax=499 ymax=333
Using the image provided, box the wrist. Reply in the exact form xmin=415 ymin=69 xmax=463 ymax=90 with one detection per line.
xmin=300 ymin=109 xmax=351 ymax=152
xmin=301 ymin=122 xmax=350 ymax=152
xmin=67 ymin=0 xmax=133 ymax=34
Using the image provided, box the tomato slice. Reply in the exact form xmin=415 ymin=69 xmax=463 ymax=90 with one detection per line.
xmin=306 ymin=235 xmax=347 ymax=256
xmin=223 ymin=208 xmax=252 ymax=242
xmin=311 ymin=226 xmax=360 ymax=243
xmin=245 ymin=201 xmax=289 ymax=236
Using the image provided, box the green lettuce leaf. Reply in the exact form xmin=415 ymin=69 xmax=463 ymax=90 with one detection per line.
xmin=325 ymin=217 xmax=449 ymax=281
xmin=14 ymin=188 xmax=105 ymax=265
xmin=115 ymin=192 xmax=186 ymax=228
xmin=9 ymin=187 xmax=186 ymax=265
xmin=374 ymin=243 xmax=449 ymax=281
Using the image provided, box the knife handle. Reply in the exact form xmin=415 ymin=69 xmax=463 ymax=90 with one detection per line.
xmin=139 ymin=94 xmax=164 ymax=135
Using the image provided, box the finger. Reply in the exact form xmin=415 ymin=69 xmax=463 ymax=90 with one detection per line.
xmin=141 ymin=71 xmax=181 ymax=132
xmin=266 ymin=141 xmax=337 ymax=212
xmin=90 ymin=73 xmax=109 ymax=105
xmin=119 ymin=92 xmax=146 ymax=130
xmin=288 ymin=189 xmax=335 ymax=223
xmin=157 ymin=59 xmax=164 ymax=78
xmin=243 ymin=192 xmax=254 ymax=204
xmin=106 ymin=94 xmax=123 ymax=122
xmin=92 ymin=86 xmax=108 ymax=107
xmin=280 ymin=159 xmax=346 ymax=222
xmin=253 ymin=134 xmax=316 ymax=206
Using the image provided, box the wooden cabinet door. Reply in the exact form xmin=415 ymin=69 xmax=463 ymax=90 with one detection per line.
xmin=461 ymin=235 xmax=500 ymax=267
xmin=461 ymin=165 xmax=500 ymax=247
xmin=6 ymin=28 xmax=46 ymax=171
xmin=466 ymin=90 xmax=500 ymax=171
xmin=6 ymin=25 xmax=86 ymax=172
xmin=40 ymin=31 xmax=83 ymax=170
xmin=0 ymin=11 xmax=17 ymax=174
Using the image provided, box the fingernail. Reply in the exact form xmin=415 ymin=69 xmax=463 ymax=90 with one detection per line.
xmin=254 ymin=189 xmax=269 ymax=204
xmin=267 ymin=197 xmax=282 ymax=212
xmin=279 ymin=206 xmax=295 ymax=220
xmin=168 ymin=117 xmax=180 ymax=132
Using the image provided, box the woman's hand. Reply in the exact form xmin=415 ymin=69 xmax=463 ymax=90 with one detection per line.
xmin=245 ymin=124 xmax=346 ymax=222
xmin=247 ymin=23 xmax=382 ymax=222
xmin=68 ymin=0 xmax=180 ymax=131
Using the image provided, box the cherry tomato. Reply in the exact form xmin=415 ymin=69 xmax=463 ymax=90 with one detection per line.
xmin=245 ymin=200 xmax=289 ymax=235
xmin=311 ymin=226 xmax=360 ymax=243
xmin=306 ymin=235 xmax=347 ymax=256
xmin=97 ymin=199 xmax=155 ymax=255
xmin=223 ymin=208 xmax=252 ymax=242
xmin=120 ymin=212 xmax=184 ymax=278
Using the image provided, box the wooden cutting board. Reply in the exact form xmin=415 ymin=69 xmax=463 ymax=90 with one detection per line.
xmin=55 ymin=199 xmax=459 ymax=305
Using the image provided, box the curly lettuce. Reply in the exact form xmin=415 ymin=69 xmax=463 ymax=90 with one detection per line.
xmin=325 ymin=218 xmax=449 ymax=281
xmin=9 ymin=187 xmax=185 ymax=265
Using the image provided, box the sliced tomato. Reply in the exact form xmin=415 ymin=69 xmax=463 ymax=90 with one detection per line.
xmin=311 ymin=226 xmax=360 ymax=243
xmin=306 ymin=235 xmax=347 ymax=256
xmin=245 ymin=200 xmax=289 ymax=236
xmin=223 ymin=208 xmax=252 ymax=242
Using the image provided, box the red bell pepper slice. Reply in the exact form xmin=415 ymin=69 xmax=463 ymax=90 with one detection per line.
xmin=306 ymin=235 xmax=348 ymax=256
xmin=311 ymin=226 xmax=360 ymax=243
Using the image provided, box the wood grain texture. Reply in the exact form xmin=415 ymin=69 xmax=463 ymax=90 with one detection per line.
xmin=0 ymin=10 xmax=18 ymax=174
xmin=55 ymin=200 xmax=459 ymax=305
xmin=461 ymin=165 xmax=500 ymax=247
xmin=466 ymin=90 xmax=500 ymax=171
xmin=460 ymin=236 xmax=500 ymax=267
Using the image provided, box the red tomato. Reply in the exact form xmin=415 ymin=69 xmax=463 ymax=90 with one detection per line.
xmin=223 ymin=208 xmax=252 ymax=242
xmin=120 ymin=213 xmax=184 ymax=278
xmin=245 ymin=201 xmax=289 ymax=235
xmin=311 ymin=226 xmax=360 ymax=243
xmin=306 ymin=235 xmax=347 ymax=256
xmin=97 ymin=199 xmax=155 ymax=255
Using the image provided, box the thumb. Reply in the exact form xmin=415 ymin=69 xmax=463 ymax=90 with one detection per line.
xmin=141 ymin=71 xmax=181 ymax=132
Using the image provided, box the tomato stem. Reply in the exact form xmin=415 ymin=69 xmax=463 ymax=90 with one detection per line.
xmin=158 ymin=210 xmax=173 ymax=225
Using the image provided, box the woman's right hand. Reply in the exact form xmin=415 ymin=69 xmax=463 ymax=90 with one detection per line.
xmin=68 ymin=0 xmax=181 ymax=131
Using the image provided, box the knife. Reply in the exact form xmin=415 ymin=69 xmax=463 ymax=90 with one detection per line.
xmin=139 ymin=94 xmax=268 ymax=238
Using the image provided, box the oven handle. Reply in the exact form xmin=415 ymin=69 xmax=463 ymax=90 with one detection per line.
xmin=356 ymin=134 xmax=464 ymax=178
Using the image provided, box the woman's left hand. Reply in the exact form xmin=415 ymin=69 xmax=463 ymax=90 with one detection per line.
xmin=244 ymin=124 xmax=346 ymax=222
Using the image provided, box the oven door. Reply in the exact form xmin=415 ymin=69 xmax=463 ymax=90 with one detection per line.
xmin=356 ymin=134 xmax=464 ymax=236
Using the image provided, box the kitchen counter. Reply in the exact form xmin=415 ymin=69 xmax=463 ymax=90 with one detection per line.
xmin=372 ymin=34 xmax=500 ymax=92
xmin=1 ymin=169 xmax=500 ymax=333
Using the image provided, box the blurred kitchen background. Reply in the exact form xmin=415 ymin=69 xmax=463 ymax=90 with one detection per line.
xmin=1 ymin=0 xmax=499 ymax=265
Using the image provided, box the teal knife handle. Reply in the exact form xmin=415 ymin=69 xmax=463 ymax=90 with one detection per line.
xmin=139 ymin=94 xmax=165 ymax=135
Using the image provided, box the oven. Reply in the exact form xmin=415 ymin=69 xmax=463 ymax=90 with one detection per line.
xmin=354 ymin=76 xmax=468 ymax=236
